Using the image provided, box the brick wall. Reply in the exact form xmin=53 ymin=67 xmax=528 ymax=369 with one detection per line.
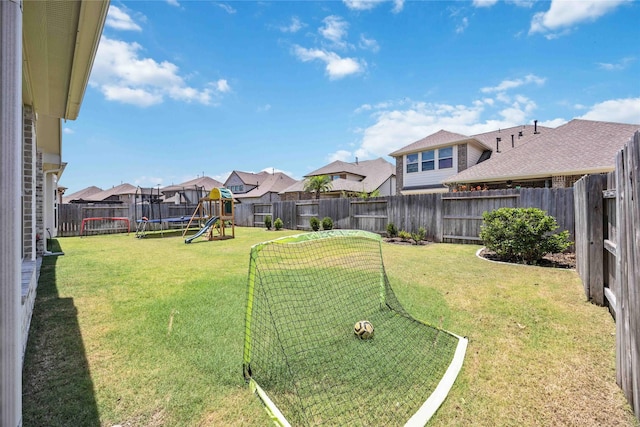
xmin=395 ymin=157 xmax=403 ymax=194
xmin=22 ymin=107 xmax=36 ymax=259
xmin=457 ymin=143 xmax=468 ymax=172
xmin=36 ymin=152 xmax=44 ymax=255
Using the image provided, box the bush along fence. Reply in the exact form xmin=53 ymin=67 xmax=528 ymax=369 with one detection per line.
xmin=574 ymin=131 xmax=640 ymax=420
xmin=234 ymin=187 xmax=575 ymax=245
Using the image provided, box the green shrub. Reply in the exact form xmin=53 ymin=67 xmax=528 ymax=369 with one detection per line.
xmin=264 ymin=215 xmax=272 ymax=230
xmin=411 ymin=227 xmax=427 ymax=244
xmin=398 ymin=230 xmax=412 ymax=241
xmin=274 ymin=218 xmax=283 ymax=231
xmin=480 ymin=207 xmax=572 ymax=264
xmin=386 ymin=222 xmax=398 ymax=238
xmin=310 ymin=217 xmax=320 ymax=231
xmin=321 ymin=217 xmax=333 ymax=230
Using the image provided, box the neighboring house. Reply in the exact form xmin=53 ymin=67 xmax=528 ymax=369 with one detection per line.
xmin=1 ymin=1 xmax=109 ymax=424
xmin=224 ymin=170 xmax=273 ymax=195
xmin=232 ymin=172 xmax=298 ymax=204
xmin=390 ymin=124 xmax=546 ymax=194
xmin=161 ymin=176 xmax=223 ymax=204
xmin=76 ymin=183 xmax=138 ymax=204
xmin=443 ymin=119 xmax=640 ymax=190
xmin=62 ymin=186 xmax=103 ymax=204
xmin=280 ymin=158 xmax=396 ymax=200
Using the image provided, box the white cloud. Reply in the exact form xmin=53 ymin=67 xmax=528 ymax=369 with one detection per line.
xmin=217 ymin=3 xmax=237 ymax=14
xmin=166 ymin=0 xmax=180 ymax=7
xmin=320 ymin=16 xmax=349 ymax=48
xmin=215 ymin=79 xmax=231 ymax=93
xmin=293 ymin=46 xmax=364 ymax=80
xmin=539 ymin=118 xmax=567 ymax=127
xmin=481 ymin=74 xmax=546 ymax=93
xmin=91 ymin=36 xmax=229 ymax=107
xmin=280 ymin=16 xmax=304 ymax=33
xmin=359 ymin=34 xmax=380 ymax=52
xmin=327 ymin=150 xmax=353 ymax=163
xmin=134 ymin=176 xmax=164 ymax=187
xmin=456 ymin=17 xmax=469 ymax=34
xmin=391 ymin=0 xmax=404 ymax=13
xmin=598 ymin=56 xmax=635 ymax=71
xmin=343 ymin=0 xmax=404 ymax=12
xmin=63 ymin=127 xmax=74 ymax=135
xmin=105 ymin=6 xmax=142 ymax=31
xmin=343 ymin=0 xmax=383 ymax=11
xmin=472 ymin=0 xmax=498 ymax=7
xmin=347 ymin=88 xmax=549 ymax=160
xmin=261 ymin=167 xmax=295 ymax=177
xmin=578 ymin=97 xmax=640 ymax=124
xmin=530 ymin=0 xmax=631 ymax=36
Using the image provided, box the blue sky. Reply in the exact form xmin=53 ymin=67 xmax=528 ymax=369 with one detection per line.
xmin=60 ymin=0 xmax=640 ymax=194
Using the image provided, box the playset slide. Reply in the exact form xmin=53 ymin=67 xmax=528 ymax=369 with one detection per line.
xmin=184 ymin=216 xmax=219 ymax=244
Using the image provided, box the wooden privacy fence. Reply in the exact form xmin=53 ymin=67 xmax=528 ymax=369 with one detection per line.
xmin=236 ymin=188 xmax=575 ymax=244
xmin=574 ymin=131 xmax=639 ymax=419
xmin=58 ymin=202 xmax=200 ymax=236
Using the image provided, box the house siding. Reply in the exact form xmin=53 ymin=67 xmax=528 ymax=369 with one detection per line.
xmin=402 ymin=147 xmax=459 ymax=189
xmin=468 ymin=145 xmax=484 ymax=167
xmin=225 ymin=173 xmax=255 ymax=194
xmin=377 ymin=177 xmax=396 ymax=197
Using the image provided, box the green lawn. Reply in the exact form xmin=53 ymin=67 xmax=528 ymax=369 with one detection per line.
xmin=23 ymin=228 xmax=638 ymax=426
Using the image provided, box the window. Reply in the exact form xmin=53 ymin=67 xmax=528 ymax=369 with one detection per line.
xmin=438 ymin=147 xmax=453 ymax=169
xmin=421 ymin=150 xmax=435 ymax=171
xmin=229 ymin=185 xmax=244 ymax=193
xmin=406 ymin=153 xmax=418 ymax=173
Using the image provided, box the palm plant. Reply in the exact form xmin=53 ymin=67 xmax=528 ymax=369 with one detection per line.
xmin=303 ymin=175 xmax=332 ymax=199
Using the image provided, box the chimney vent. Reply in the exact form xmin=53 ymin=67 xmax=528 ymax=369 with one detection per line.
xmin=511 ymin=134 xmax=514 ymax=148
xmin=534 ymin=120 xmax=540 ymax=134
xmin=496 ymin=137 xmax=501 ymax=153
xmin=518 ymin=130 xmax=523 ymax=138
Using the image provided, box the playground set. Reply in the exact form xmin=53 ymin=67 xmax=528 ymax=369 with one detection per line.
xmin=134 ymin=185 xmax=235 ymax=242
xmin=183 ymin=187 xmax=235 ymax=243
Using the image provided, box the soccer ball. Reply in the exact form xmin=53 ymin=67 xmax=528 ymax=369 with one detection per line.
xmin=354 ymin=320 xmax=374 ymax=339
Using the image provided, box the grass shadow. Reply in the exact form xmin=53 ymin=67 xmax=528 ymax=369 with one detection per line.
xmin=22 ymin=239 xmax=100 ymax=426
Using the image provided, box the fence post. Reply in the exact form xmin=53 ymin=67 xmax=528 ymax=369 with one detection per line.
xmin=587 ymin=175 xmax=606 ymax=305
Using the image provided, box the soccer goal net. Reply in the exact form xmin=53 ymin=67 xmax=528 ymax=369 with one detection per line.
xmin=243 ymin=230 xmax=467 ymax=426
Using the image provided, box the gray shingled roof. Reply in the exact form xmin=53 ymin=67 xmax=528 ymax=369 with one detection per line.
xmin=62 ymin=186 xmax=103 ymax=203
xmin=234 ymin=172 xmax=298 ymax=199
xmin=161 ymin=176 xmax=224 ymax=193
xmin=228 ymin=171 xmax=272 ymax=186
xmin=468 ymin=124 xmax=551 ymax=157
xmin=389 ymin=130 xmax=479 ymax=156
xmin=282 ymin=158 xmax=395 ymax=194
xmin=82 ymin=183 xmax=138 ymax=201
xmin=444 ymin=119 xmax=640 ymax=184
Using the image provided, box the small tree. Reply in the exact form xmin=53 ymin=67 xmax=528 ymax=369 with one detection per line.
xmin=274 ymin=218 xmax=284 ymax=231
xmin=264 ymin=215 xmax=272 ymax=230
xmin=386 ymin=222 xmax=398 ymax=238
xmin=411 ymin=227 xmax=426 ymax=243
xmin=321 ymin=217 xmax=333 ymax=230
xmin=480 ymin=207 xmax=571 ymax=264
xmin=310 ymin=217 xmax=320 ymax=231
xmin=303 ymin=175 xmax=332 ymax=199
